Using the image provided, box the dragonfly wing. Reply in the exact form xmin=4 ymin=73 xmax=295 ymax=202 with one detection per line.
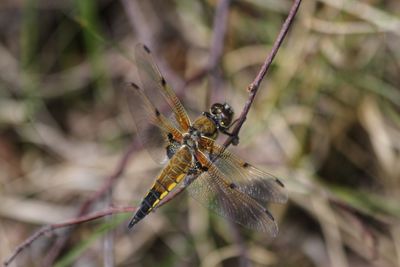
xmin=135 ymin=43 xmax=191 ymax=132
xmin=187 ymin=150 xmax=278 ymax=236
xmin=125 ymin=82 xmax=183 ymax=163
xmin=208 ymin=143 xmax=288 ymax=205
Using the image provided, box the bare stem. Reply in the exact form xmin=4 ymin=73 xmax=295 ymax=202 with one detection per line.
xmin=223 ymin=0 xmax=303 ymax=148
xmin=3 ymin=207 xmax=135 ymax=267
xmin=43 ymin=140 xmax=139 ymax=266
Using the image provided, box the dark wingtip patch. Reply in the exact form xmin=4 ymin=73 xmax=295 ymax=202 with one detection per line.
xmin=161 ymin=77 xmax=166 ymax=86
xmin=130 ymin=82 xmax=140 ymax=90
xmin=167 ymin=133 xmax=173 ymax=140
xmin=143 ymin=44 xmax=151 ymax=53
xmin=202 ymin=166 xmax=209 ymax=172
xmin=155 ymin=109 xmax=161 ymax=117
xmin=265 ymin=209 xmax=275 ymax=221
xmin=229 ymin=183 xmax=237 ymax=189
xmin=275 ymin=178 xmax=285 ymax=188
xmin=242 ymin=162 xmax=250 ymax=168
xmin=128 ymin=217 xmax=138 ymax=229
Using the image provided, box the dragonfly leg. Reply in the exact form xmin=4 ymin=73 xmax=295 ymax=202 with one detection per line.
xmin=166 ymin=133 xmax=181 ymax=159
xmin=187 ymin=160 xmax=202 ymax=175
xmin=220 ymin=129 xmax=239 ymax=145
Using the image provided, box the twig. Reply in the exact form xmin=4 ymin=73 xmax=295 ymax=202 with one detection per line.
xmin=223 ymin=0 xmax=303 ymax=148
xmin=43 ymin=139 xmax=139 ymax=266
xmin=3 ymin=206 xmax=136 ymax=267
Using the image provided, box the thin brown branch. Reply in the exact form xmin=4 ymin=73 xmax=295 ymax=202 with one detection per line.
xmin=43 ymin=139 xmax=139 ymax=265
xmin=3 ymin=206 xmax=136 ymax=267
xmin=223 ymin=0 xmax=303 ymax=148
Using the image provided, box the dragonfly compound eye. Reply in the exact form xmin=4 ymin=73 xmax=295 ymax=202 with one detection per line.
xmin=210 ymin=103 xmax=224 ymax=115
xmin=219 ymin=103 xmax=234 ymax=128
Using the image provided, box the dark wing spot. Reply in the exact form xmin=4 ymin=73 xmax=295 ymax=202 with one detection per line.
xmin=275 ymin=178 xmax=285 ymax=187
xmin=201 ymin=166 xmax=209 ymax=172
xmin=161 ymin=77 xmax=167 ymax=86
xmin=155 ymin=109 xmax=161 ymax=117
xmin=265 ymin=209 xmax=275 ymax=221
xmin=167 ymin=133 xmax=173 ymax=141
xmin=130 ymin=82 xmax=140 ymax=90
xmin=229 ymin=183 xmax=237 ymax=189
xmin=242 ymin=162 xmax=250 ymax=168
xmin=143 ymin=44 xmax=151 ymax=53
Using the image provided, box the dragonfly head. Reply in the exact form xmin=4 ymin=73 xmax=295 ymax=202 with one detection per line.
xmin=209 ymin=103 xmax=234 ymax=130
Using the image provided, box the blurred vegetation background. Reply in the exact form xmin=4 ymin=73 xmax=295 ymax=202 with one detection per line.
xmin=1 ymin=0 xmax=400 ymax=266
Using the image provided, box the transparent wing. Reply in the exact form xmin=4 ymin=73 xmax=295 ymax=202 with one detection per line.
xmin=187 ymin=150 xmax=279 ymax=236
xmin=125 ymin=82 xmax=183 ymax=163
xmin=135 ymin=43 xmax=191 ymax=132
xmin=208 ymin=143 xmax=288 ymax=205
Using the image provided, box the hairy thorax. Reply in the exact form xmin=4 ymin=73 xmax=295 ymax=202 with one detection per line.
xmin=192 ymin=115 xmax=218 ymax=140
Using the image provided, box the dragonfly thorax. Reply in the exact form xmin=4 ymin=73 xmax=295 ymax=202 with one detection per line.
xmin=182 ymin=127 xmax=201 ymax=150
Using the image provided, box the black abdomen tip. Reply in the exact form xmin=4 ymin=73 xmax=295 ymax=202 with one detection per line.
xmin=128 ymin=217 xmax=139 ymax=229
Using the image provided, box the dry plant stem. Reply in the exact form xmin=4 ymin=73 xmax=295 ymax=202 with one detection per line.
xmin=3 ymin=207 xmax=136 ymax=267
xmin=223 ymin=0 xmax=303 ymax=148
xmin=43 ymin=140 xmax=139 ymax=266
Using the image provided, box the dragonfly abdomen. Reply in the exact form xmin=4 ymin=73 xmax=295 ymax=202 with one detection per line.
xmin=128 ymin=146 xmax=192 ymax=229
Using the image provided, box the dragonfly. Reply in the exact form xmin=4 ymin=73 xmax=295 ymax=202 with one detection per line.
xmin=126 ymin=44 xmax=287 ymax=237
